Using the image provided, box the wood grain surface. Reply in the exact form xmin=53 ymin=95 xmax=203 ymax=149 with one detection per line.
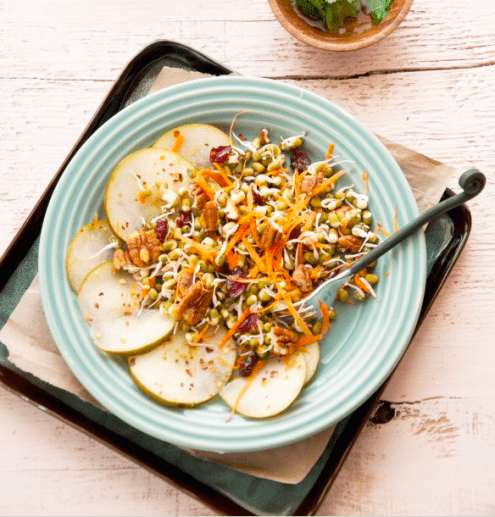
xmin=1 ymin=0 xmax=494 ymax=515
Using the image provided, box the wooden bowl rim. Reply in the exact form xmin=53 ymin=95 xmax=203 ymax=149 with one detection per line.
xmin=268 ymin=0 xmax=414 ymax=51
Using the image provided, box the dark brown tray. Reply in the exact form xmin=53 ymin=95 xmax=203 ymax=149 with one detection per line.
xmin=0 ymin=40 xmax=472 ymax=516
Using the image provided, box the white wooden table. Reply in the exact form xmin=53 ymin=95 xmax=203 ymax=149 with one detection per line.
xmin=1 ymin=0 xmax=494 ymax=514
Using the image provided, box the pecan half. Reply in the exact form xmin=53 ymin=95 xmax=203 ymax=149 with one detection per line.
xmin=270 ymin=327 xmax=300 ymax=356
xmin=113 ymin=248 xmax=132 ymax=270
xmin=291 ymin=264 xmax=313 ymax=293
xmin=201 ymin=200 xmax=218 ymax=231
xmin=127 ymin=229 xmax=162 ymax=267
xmin=176 ymin=269 xmax=194 ymax=297
xmin=259 ymin=220 xmax=282 ymax=249
xmin=337 ymin=234 xmax=363 ymax=252
xmin=172 ymin=280 xmax=213 ymax=326
xmin=300 ymin=171 xmax=325 ymax=193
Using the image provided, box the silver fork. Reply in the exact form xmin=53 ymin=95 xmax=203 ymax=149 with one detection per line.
xmin=299 ymin=168 xmax=485 ymax=313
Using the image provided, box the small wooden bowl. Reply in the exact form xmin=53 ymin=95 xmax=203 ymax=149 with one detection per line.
xmin=268 ymin=0 xmax=414 ymax=51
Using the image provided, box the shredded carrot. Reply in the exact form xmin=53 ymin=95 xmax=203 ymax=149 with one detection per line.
xmin=362 ymin=170 xmax=369 ymax=193
xmin=226 ymin=251 xmax=241 ymax=270
xmin=138 ymin=191 xmax=148 ymax=204
xmin=218 ymin=307 xmax=252 ymax=348
xmin=354 ymin=274 xmax=370 ymax=294
xmin=176 ymin=234 xmax=217 ymax=262
xmin=297 ymin=334 xmax=323 ymax=347
xmin=226 ymin=359 xmax=265 ymax=422
xmin=213 ymin=163 xmax=232 ymax=186
xmin=339 ymin=220 xmax=348 ymax=235
xmin=310 ymin=264 xmax=321 ymax=279
xmin=281 ymin=293 xmax=313 ymax=338
xmin=296 ymin=243 xmax=303 ymax=267
xmin=393 ymin=206 xmax=399 ymax=232
xmin=375 ymin=222 xmax=392 ymax=237
xmin=242 ymin=237 xmax=266 ymax=273
xmin=255 ymin=297 xmax=282 ymax=314
xmin=194 ymin=322 xmax=211 ymax=343
xmin=215 ymin=354 xmax=234 ymax=368
xmin=224 ymin=221 xmax=250 ymax=257
xmin=326 ymin=142 xmax=335 ymax=160
xmin=318 ymin=301 xmax=331 ymax=334
xmin=226 ymin=275 xmax=272 ymax=284
xmin=312 ymin=170 xmax=346 ymax=198
xmin=202 ymin=168 xmax=230 ymax=188
xmin=249 ymin=264 xmax=260 ymax=279
xmin=195 ymin=170 xmax=216 ymax=200
xmin=171 ymin=131 xmax=185 ymax=153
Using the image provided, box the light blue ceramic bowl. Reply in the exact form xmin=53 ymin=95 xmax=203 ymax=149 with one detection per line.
xmin=39 ymin=76 xmax=426 ymax=452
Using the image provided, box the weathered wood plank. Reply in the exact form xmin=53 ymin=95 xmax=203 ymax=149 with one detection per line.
xmin=1 ymin=0 xmax=494 ymax=514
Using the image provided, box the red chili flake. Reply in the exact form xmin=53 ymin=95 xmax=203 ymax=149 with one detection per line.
xmin=290 ymin=148 xmax=311 ymax=172
xmin=239 ymin=351 xmax=259 ymax=377
xmin=176 ymin=210 xmax=192 ymax=228
xmin=155 ymin=219 xmax=168 ymax=242
xmin=237 ymin=313 xmax=259 ymax=333
xmin=210 ymin=145 xmax=232 ymax=164
xmin=226 ymin=267 xmax=247 ymax=298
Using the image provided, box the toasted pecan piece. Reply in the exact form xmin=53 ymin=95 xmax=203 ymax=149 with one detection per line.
xmin=337 ymin=234 xmax=363 ymax=252
xmin=270 ymin=327 xmax=300 ymax=356
xmin=201 ymin=200 xmax=219 ymax=231
xmin=172 ymin=280 xmax=213 ymax=326
xmin=127 ymin=230 xmax=162 ymax=267
xmin=291 ymin=264 xmax=313 ymax=293
xmin=259 ymin=220 xmax=282 ymax=249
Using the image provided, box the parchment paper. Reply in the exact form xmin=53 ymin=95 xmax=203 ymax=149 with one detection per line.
xmin=0 ymin=66 xmax=455 ymax=484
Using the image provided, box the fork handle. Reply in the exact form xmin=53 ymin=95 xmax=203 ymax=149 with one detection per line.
xmin=347 ymin=169 xmax=486 ymax=277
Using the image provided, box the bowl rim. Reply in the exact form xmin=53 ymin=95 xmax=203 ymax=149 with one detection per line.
xmin=268 ymin=0 xmax=414 ymax=51
xmin=39 ymin=75 xmax=426 ymax=452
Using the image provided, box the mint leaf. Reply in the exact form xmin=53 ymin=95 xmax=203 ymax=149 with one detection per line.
xmin=295 ymin=0 xmax=327 ymax=20
xmin=367 ymin=0 xmax=393 ymax=24
xmin=324 ymin=0 xmax=358 ymax=32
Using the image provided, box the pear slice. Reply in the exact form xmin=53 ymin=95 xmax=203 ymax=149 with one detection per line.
xmin=66 ymin=219 xmax=117 ymax=293
xmin=152 ymin=123 xmax=231 ymax=169
xmin=302 ymin=342 xmax=320 ymax=385
xmin=219 ymin=354 xmax=307 ymax=419
xmin=104 ymin=147 xmax=196 ymax=241
xmin=128 ymin=330 xmax=236 ymax=407
xmin=77 ymin=262 xmax=174 ymax=355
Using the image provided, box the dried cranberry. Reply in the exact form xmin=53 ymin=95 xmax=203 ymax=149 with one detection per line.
xmin=239 ymin=351 xmax=259 ymax=377
xmin=252 ymin=186 xmax=265 ymax=206
xmin=237 ymin=313 xmax=259 ymax=333
xmin=210 ymin=145 xmax=232 ymax=164
xmin=289 ymin=226 xmax=301 ymax=240
xmin=226 ymin=267 xmax=248 ymax=298
xmin=155 ymin=219 xmax=168 ymax=242
xmin=290 ymin=148 xmax=311 ymax=172
xmin=176 ymin=210 xmax=192 ymax=228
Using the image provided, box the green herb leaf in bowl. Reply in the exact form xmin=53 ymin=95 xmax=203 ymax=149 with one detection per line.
xmin=294 ymin=0 xmax=394 ymax=32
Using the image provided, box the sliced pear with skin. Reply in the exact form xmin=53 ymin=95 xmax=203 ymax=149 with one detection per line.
xmin=66 ymin=219 xmax=118 ymax=293
xmin=77 ymin=261 xmax=175 ymax=355
xmin=220 ymin=354 xmax=307 ymax=419
xmin=152 ymin=123 xmax=231 ymax=169
xmin=128 ymin=330 xmax=236 ymax=407
xmin=302 ymin=342 xmax=320 ymax=385
xmin=104 ymin=147 xmax=196 ymax=241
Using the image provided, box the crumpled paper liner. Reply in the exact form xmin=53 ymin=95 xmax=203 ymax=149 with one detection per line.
xmin=0 ymin=66 xmax=455 ymax=484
